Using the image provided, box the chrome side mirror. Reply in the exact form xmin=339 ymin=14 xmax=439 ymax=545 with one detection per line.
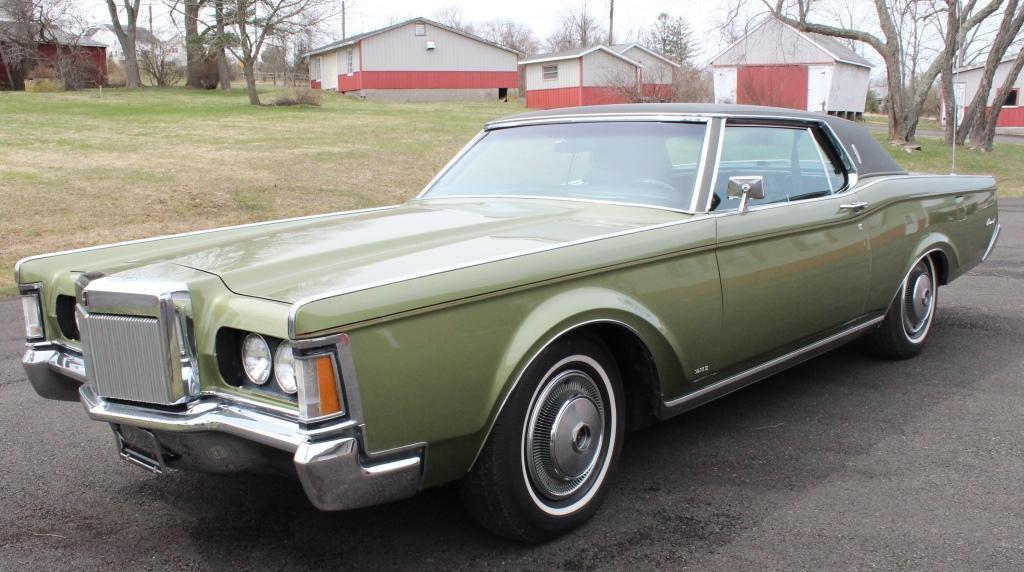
xmin=727 ymin=176 xmax=766 ymax=214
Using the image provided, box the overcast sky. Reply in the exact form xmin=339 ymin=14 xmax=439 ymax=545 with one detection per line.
xmin=76 ymin=0 xmax=881 ymax=68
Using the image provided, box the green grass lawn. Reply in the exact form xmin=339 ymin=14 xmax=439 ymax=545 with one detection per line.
xmin=0 ymin=87 xmax=1019 ymax=292
xmin=0 ymin=86 xmax=521 ymax=291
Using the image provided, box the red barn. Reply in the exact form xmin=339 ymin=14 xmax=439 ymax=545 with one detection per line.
xmin=710 ymin=18 xmax=871 ymax=119
xmin=304 ymin=17 xmax=520 ymax=102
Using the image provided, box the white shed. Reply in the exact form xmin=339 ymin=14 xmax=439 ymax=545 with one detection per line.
xmin=710 ymin=18 xmax=871 ymax=119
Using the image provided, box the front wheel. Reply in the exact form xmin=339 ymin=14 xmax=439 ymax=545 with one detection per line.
xmin=461 ymin=334 xmax=624 ymax=542
xmin=864 ymin=255 xmax=938 ymax=359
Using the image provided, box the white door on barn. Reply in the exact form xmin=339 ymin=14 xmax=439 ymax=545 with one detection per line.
xmin=807 ymin=65 xmax=831 ymax=112
xmin=714 ymin=67 xmax=737 ymax=104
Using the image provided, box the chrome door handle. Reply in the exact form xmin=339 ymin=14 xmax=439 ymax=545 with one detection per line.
xmin=839 ymin=201 xmax=869 ymax=213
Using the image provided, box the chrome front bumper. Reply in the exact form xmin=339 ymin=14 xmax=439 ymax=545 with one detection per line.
xmin=22 ymin=346 xmax=423 ymax=512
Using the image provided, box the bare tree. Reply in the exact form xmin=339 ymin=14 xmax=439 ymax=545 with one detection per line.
xmin=139 ymin=36 xmax=184 ymax=86
xmin=1 ymin=0 xmax=85 ymax=89
xmin=545 ymin=2 xmax=605 ymax=52
xmin=214 ymin=0 xmax=230 ymax=90
xmin=477 ymin=19 xmax=539 ymax=55
xmin=433 ymin=5 xmax=474 ymax=34
xmin=766 ymin=0 xmax=1001 ymax=146
xmin=957 ymin=1 xmax=1024 ymax=148
xmin=223 ymin=0 xmax=332 ymax=105
xmin=104 ymin=0 xmax=143 ymax=87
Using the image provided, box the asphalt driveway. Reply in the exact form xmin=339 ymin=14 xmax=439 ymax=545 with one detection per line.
xmin=1 ymin=201 xmax=1021 ymax=570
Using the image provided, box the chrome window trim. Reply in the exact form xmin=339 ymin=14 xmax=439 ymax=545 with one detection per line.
xmin=809 ymin=127 xmax=837 ymax=193
xmin=286 ymin=213 xmax=713 ymax=339
xmin=14 ymin=204 xmax=400 ymax=284
xmin=688 ymin=121 xmax=714 ymax=212
xmin=704 ymin=119 xmax=727 ymax=212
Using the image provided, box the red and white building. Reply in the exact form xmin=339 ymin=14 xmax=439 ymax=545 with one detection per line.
xmin=711 ymin=18 xmax=871 ymax=119
xmin=942 ymin=58 xmax=1024 ymax=128
xmin=304 ymin=17 xmax=519 ymax=102
xmin=520 ymin=45 xmax=679 ymax=109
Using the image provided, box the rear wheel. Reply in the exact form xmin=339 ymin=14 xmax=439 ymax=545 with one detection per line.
xmin=461 ymin=334 xmax=624 ymax=542
xmin=864 ymin=255 xmax=938 ymax=359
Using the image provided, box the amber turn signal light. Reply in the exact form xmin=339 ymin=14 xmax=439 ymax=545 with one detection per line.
xmin=296 ymin=353 xmax=345 ymax=420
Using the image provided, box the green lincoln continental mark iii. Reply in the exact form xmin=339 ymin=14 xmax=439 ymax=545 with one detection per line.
xmin=19 ymin=104 xmax=1001 ymax=541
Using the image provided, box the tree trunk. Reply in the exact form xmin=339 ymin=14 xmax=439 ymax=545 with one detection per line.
xmin=105 ymin=0 xmax=143 ymax=88
xmin=242 ymin=59 xmax=260 ymax=105
xmin=185 ymin=0 xmax=204 ymax=88
xmin=969 ymin=50 xmax=1024 ymax=151
xmin=957 ymin=0 xmax=1023 ymax=146
xmin=124 ymin=30 xmax=142 ymax=87
xmin=940 ymin=66 xmax=956 ymax=145
xmin=215 ymin=0 xmax=231 ymax=91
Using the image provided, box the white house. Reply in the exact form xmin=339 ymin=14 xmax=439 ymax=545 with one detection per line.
xmin=710 ymin=18 xmax=871 ymax=119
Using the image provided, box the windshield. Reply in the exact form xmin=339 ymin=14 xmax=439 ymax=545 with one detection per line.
xmin=422 ymin=121 xmax=708 ymax=211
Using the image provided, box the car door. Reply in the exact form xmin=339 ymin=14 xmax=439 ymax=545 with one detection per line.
xmin=711 ymin=121 xmax=871 ymax=370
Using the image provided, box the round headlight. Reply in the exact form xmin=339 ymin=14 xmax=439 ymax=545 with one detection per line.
xmin=241 ymin=333 xmax=272 ymax=385
xmin=274 ymin=341 xmax=297 ymax=394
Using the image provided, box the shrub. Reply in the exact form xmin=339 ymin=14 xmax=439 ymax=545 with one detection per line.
xmin=106 ymin=59 xmax=127 ymax=87
xmin=272 ymin=87 xmax=321 ymax=106
xmin=25 ymin=78 xmax=63 ymax=92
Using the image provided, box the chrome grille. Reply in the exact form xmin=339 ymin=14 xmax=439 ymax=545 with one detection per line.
xmin=81 ymin=313 xmax=174 ymax=405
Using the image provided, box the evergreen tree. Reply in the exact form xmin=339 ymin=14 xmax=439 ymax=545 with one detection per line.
xmin=643 ymin=13 xmax=695 ymax=66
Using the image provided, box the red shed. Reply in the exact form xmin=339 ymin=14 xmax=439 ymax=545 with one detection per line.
xmin=942 ymin=58 xmax=1024 ymax=128
xmin=0 ymin=23 xmax=107 ymax=89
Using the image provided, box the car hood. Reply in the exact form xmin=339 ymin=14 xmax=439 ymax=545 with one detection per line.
xmin=168 ymin=198 xmax=683 ymax=304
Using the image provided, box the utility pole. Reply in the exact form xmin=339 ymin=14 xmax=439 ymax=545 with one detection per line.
xmin=341 ymin=1 xmax=346 ymax=39
xmin=608 ymin=0 xmax=614 ymax=45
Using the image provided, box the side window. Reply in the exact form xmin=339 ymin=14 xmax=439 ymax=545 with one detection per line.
xmin=713 ymin=125 xmax=843 ymax=211
xmin=542 ymin=64 xmax=558 ymax=80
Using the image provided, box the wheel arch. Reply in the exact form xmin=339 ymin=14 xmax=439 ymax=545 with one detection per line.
xmin=467 ymin=287 xmax=686 ymax=471
xmin=910 ymin=234 xmax=959 ymax=286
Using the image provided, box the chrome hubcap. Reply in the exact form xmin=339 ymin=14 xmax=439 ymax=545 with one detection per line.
xmin=526 ymin=370 xmax=606 ymax=500
xmin=902 ymin=261 xmax=935 ymax=339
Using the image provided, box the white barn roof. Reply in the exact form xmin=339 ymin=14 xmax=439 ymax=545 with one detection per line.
xmin=712 ymin=18 xmax=871 ymax=69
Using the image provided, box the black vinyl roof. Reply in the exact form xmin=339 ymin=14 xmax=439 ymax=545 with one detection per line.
xmin=491 ymin=103 xmax=907 ymax=178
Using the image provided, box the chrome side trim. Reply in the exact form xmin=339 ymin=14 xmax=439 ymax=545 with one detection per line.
xmin=13 ymin=205 xmax=400 ymax=284
xmin=467 ymin=318 xmax=649 ymax=471
xmin=662 ymin=316 xmax=884 ymax=413
xmin=287 ymin=214 xmax=711 ymax=339
xmin=981 ymin=223 xmax=1001 ymax=262
xmin=413 ymin=194 xmax=696 ymax=215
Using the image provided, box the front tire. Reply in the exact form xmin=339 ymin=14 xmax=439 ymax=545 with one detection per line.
xmin=864 ymin=255 xmax=938 ymax=359
xmin=461 ymin=334 xmax=624 ymax=542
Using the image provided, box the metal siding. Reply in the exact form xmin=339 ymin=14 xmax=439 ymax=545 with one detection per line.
xmin=623 ymin=47 xmax=674 ymax=85
xmin=581 ymin=50 xmax=637 ymax=87
xmin=359 ymin=71 xmax=516 ymax=89
xmin=524 ymin=59 xmax=579 ymax=90
xmin=362 ymin=22 xmax=517 ymax=72
xmin=580 ymin=86 xmax=630 ymax=105
xmin=955 ymin=60 xmax=1024 ymax=106
xmin=713 ymin=18 xmax=831 ymax=66
xmin=736 ymin=65 xmax=808 ymax=109
xmin=525 ymin=87 xmax=581 ymax=108
xmin=827 ymin=62 xmax=868 ymax=112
